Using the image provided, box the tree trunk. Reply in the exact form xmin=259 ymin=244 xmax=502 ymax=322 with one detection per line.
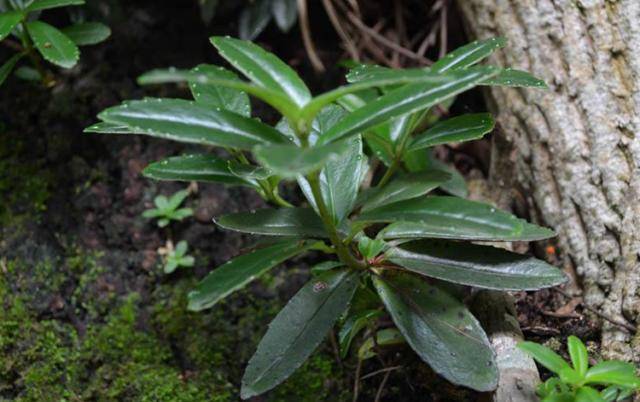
xmin=456 ymin=0 xmax=640 ymax=361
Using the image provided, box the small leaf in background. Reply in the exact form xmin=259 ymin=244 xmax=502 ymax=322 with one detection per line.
xmin=198 ymin=0 xmax=219 ymax=24
xmin=357 ymin=328 xmax=405 ymax=360
xmin=310 ymin=261 xmax=344 ymax=275
xmin=97 ymin=98 xmax=287 ymax=150
xmin=241 ymin=269 xmax=358 ymax=399
xmin=424 ymin=153 xmax=468 ymax=197
xmin=189 ymin=64 xmax=251 ymax=116
xmin=61 ymin=22 xmax=111 ymax=46
xmin=188 ymin=240 xmax=312 ymax=311
xmin=271 ymin=0 xmax=297 ymax=32
xmin=373 ymin=273 xmax=498 ymax=391
xmin=164 ymin=240 xmax=195 ymax=274
xmin=0 ymin=11 xmax=23 ymax=41
xmin=339 ymin=309 xmax=383 ymax=358
xmin=215 ymin=208 xmax=327 ymax=238
xmin=0 ymin=53 xmax=23 ymax=87
xmin=431 ymin=36 xmax=507 ymax=72
xmin=518 ymin=341 xmax=572 ymax=375
xmin=143 ymin=155 xmax=256 ymax=187
xmin=409 ymin=113 xmax=495 ymax=151
xmin=254 ymin=139 xmax=351 ymax=178
xmin=25 ymin=0 xmax=84 ymax=12
xmin=483 ymin=68 xmax=547 ymax=88
xmin=238 ymin=0 xmax=271 ymax=40
xmin=211 ymin=36 xmax=311 ymax=108
xmin=357 ymin=236 xmax=386 ymax=260
xmin=27 ymin=21 xmax=79 ymax=69
xmin=568 ymin=335 xmax=589 ymax=378
xmin=385 ymin=239 xmax=566 ymax=290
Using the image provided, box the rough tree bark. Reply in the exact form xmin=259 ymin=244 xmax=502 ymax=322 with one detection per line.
xmin=456 ymin=0 xmax=640 ymax=361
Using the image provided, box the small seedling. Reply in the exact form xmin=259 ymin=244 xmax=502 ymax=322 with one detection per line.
xmin=519 ymin=336 xmax=640 ymax=401
xmin=0 ymin=0 xmax=110 ymax=87
xmin=164 ymin=240 xmax=195 ymax=274
xmin=142 ymin=189 xmax=193 ymax=228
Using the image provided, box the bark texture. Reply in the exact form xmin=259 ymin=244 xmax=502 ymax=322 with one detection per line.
xmin=457 ymin=0 xmax=640 ymax=360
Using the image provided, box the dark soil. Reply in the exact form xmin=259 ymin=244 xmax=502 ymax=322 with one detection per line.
xmin=0 ymin=1 xmax=597 ymax=401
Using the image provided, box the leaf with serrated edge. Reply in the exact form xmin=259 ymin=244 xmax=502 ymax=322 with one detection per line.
xmin=361 ymin=170 xmax=450 ymax=212
xmin=188 ymin=240 xmax=312 ymax=311
xmin=97 ymin=98 xmax=287 ymax=150
xmin=373 ymin=273 xmax=498 ymax=391
xmin=409 ymin=113 xmax=495 ymax=151
xmin=61 ymin=22 xmax=111 ymax=46
xmin=216 ymin=208 xmax=326 ymax=238
xmin=386 ymin=239 xmax=566 ymax=290
xmin=27 ymin=21 xmax=79 ymax=69
xmin=254 ymin=140 xmax=351 ymax=178
xmin=0 ymin=11 xmax=23 ymax=41
xmin=241 ymin=269 xmax=358 ymax=399
xmin=189 ymin=64 xmax=251 ymax=116
xmin=431 ymin=37 xmax=507 ymax=72
xmin=143 ymin=155 xmax=254 ymax=187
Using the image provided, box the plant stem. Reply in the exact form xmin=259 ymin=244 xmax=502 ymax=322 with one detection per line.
xmin=233 ymin=150 xmax=292 ymax=208
xmin=307 ymin=172 xmax=366 ymax=269
xmin=19 ymin=22 xmax=51 ymax=86
xmin=377 ymin=158 xmax=399 ymax=188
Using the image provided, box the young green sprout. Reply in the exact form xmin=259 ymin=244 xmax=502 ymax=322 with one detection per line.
xmin=164 ymin=240 xmax=195 ymax=274
xmin=142 ymin=189 xmax=193 ymax=228
xmin=0 ymin=0 xmax=110 ymax=87
xmin=519 ymin=336 xmax=640 ymax=402
xmin=88 ymin=36 xmax=566 ymax=398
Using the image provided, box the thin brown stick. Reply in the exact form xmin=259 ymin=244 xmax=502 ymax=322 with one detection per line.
xmin=360 ymin=365 xmax=402 ymax=381
xmin=2 ymin=39 xmax=23 ymax=52
xmin=352 ymin=358 xmax=363 ymax=402
xmin=297 ymin=0 xmax=325 ymax=72
xmin=374 ymin=370 xmax=392 ymax=402
xmin=553 ymin=288 xmax=637 ymax=333
xmin=329 ymin=329 xmax=343 ymax=366
xmin=438 ymin=0 xmax=448 ymax=59
xmin=321 ymin=0 xmax=360 ymax=61
xmin=346 ymin=11 xmax=432 ymax=65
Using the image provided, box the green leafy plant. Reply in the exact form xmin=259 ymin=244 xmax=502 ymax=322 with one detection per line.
xmin=0 ymin=0 xmax=110 ymax=87
xmin=163 ymin=240 xmax=195 ymax=274
xmin=198 ymin=0 xmax=297 ymax=40
xmin=519 ymin=336 xmax=640 ymax=402
xmin=87 ymin=36 xmax=567 ymax=398
xmin=142 ymin=189 xmax=193 ymax=228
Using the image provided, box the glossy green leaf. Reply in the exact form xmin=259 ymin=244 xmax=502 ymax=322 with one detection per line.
xmin=27 ymin=21 xmax=79 ymax=69
xmin=373 ymin=273 xmax=497 ymax=391
xmin=320 ymin=67 xmax=500 ymax=144
xmin=61 ymin=22 xmax=111 ymax=45
xmin=84 ymin=121 xmax=139 ymax=134
xmin=358 ymin=196 xmax=556 ymax=242
xmin=431 ymin=37 xmax=507 ymax=72
xmin=310 ymin=261 xmax=344 ymax=275
xmin=339 ymin=309 xmax=383 ymax=358
xmin=137 ymin=68 xmax=298 ymax=121
xmin=386 ymin=239 xmax=565 ymax=290
xmin=575 ymin=386 xmax=607 ymax=402
xmin=0 ymin=53 xmax=23 ymax=86
xmin=585 ymin=361 xmax=640 ymax=387
xmin=0 ymin=11 xmax=23 ymax=41
xmin=357 ymin=328 xmax=405 ymax=360
xmin=241 ymin=269 xmax=359 ymax=399
xmin=254 ymin=140 xmax=351 ymax=178
xmin=25 ymin=0 xmax=84 ymax=12
xmin=188 ymin=240 xmax=312 ymax=311
xmin=309 ymin=103 xmax=347 ymax=145
xmin=238 ymin=0 xmax=271 ymax=40
xmin=357 ymin=236 xmax=386 ymax=260
xmin=97 ymin=98 xmax=287 ymax=150
xmin=189 ymin=64 xmax=251 ymax=116
xmin=425 ymin=154 xmax=467 ymax=197
xmin=271 ymin=0 xmax=297 ymax=32
xmin=216 ymin=208 xmax=326 ymax=238
xmin=568 ymin=335 xmax=589 ymax=377
xmin=227 ymin=161 xmax=272 ymax=180
xmin=143 ymin=154 xmax=254 ymax=187
xmin=360 ymin=170 xmax=450 ymax=212
xmin=409 ymin=113 xmax=495 ymax=151
xmin=365 ymin=130 xmax=395 ymax=166
xmin=483 ymin=68 xmax=547 ymax=88
xmin=559 ymin=367 xmax=583 ymax=386
xmin=211 ymin=36 xmax=311 ymax=108
xmin=518 ymin=341 xmax=571 ymax=375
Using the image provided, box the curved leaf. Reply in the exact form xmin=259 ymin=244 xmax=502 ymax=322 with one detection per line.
xmin=85 ymin=121 xmax=140 ymax=134
xmin=271 ymin=0 xmax=297 ymax=32
xmin=254 ymin=140 xmax=351 ymax=178
xmin=241 ymin=269 xmax=359 ymax=399
xmin=431 ymin=37 xmax=507 ymax=72
xmin=585 ymin=361 xmax=640 ymax=388
xmin=189 ymin=64 xmax=251 ymax=116
xmin=409 ymin=113 xmax=495 ymax=151
xmin=360 ymin=170 xmax=451 ymax=212
xmin=517 ymin=341 xmax=571 ymax=375
xmin=26 ymin=0 xmax=84 ymax=12
xmin=339 ymin=309 xmax=384 ymax=358
xmin=373 ymin=273 xmax=498 ymax=391
xmin=483 ymin=68 xmax=547 ymax=88
xmin=386 ymin=239 xmax=566 ymax=290
xmin=211 ymin=36 xmax=311 ymax=108
xmin=0 ymin=53 xmax=23 ymax=87
xmin=27 ymin=21 xmax=79 ymax=69
xmin=320 ymin=67 xmax=500 ymax=144
xmin=188 ymin=240 xmax=312 ymax=311
xmin=0 ymin=11 xmax=23 ymax=41
xmin=238 ymin=0 xmax=271 ymax=40
xmin=97 ymin=98 xmax=287 ymax=150
xmin=61 ymin=22 xmax=111 ymax=46
xmin=216 ymin=208 xmax=326 ymax=238
xmin=227 ymin=161 xmax=272 ymax=180
xmin=357 ymin=196 xmax=556 ymax=242
xmin=357 ymin=328 xmax=405 ymax=360
xmin=568 ymin=335 xmax=589 ymax=377
xmin=142 ymin=154 xmax=254 ymax=187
